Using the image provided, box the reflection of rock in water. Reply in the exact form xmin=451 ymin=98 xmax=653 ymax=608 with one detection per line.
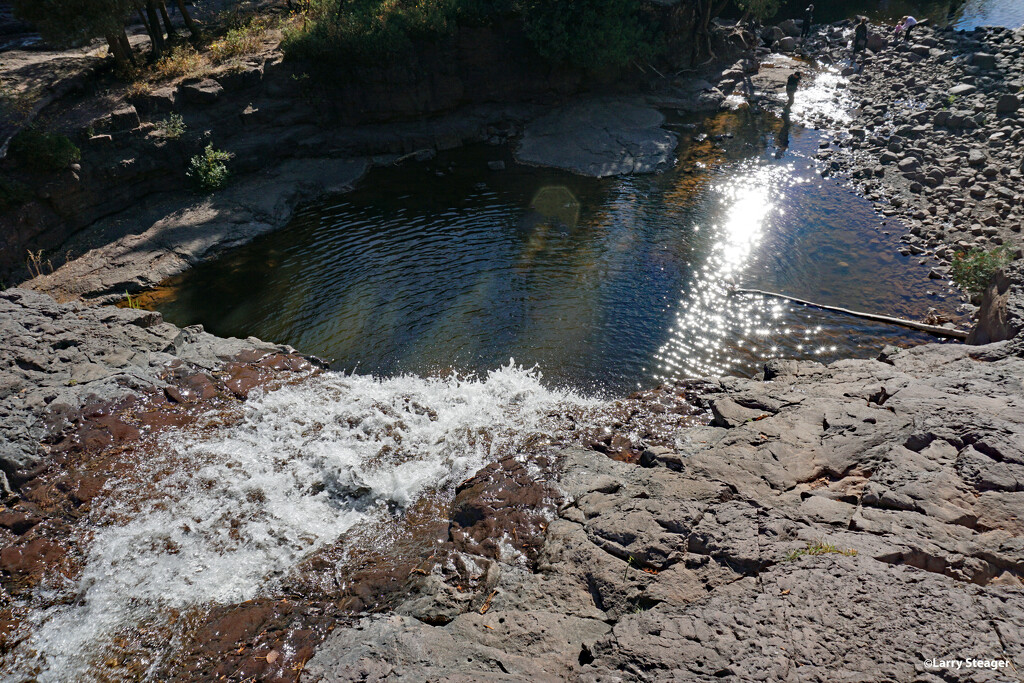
xmin=529 ymin=186 xmax=580 ymax=228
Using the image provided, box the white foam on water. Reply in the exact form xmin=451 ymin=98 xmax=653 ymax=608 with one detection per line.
xmin=4 ymin=362 xmax=596 ymax=682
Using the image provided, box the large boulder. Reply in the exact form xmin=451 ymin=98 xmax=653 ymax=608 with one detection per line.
xmin=997 ymin=94 xmax=1021 ymax=114
xmin=897 ymin=157 xmax=921 ymax=173
xmin=969 ymin=52 xmax=997 ymax=70
xmin=761 ymin=26 xmax=785 ymax=45
xmin=108 ymin=105 xmax=140 ymax=131
xmin=515 ymin=98 xmax=677 ymax=178
xmin=777 ymin=18 xmax=800 ymax=37
xmin=129 ymin=86 xmax=177 ymax=115
xmin=776 ymin=36 xmax=797 ymax=52
xmin=949 ymin=83 xmax=978 ymax=97
xmin=179 ymin=78 xmax=224 ymax=105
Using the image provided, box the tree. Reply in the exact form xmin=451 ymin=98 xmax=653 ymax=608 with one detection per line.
xmin=13 ymin=0 xmax=136 ymax=66
xmin=13 ymin=0 xmax=199 ymax=65
xmin=158 ymin=0 xmax=178 ymax=40
xmin=735 ymin=0 xmax=780 ymax=22
xmin=132 ymin=0 xmax=166 ymax=57
xmin=173 ymin=0 xmax=201 ymax=40
xmin=523 ymin=0 xmax=653 ymax=70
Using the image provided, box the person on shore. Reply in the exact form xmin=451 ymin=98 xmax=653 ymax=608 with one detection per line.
xmin=801 ymin=4 xmax=814 ymax=40
xmin=853 ymin=17 xmax=869 ymax=56
xmin=900 ymin=15 xmax=918 ymax=42
xmin=786 ymin=71 xmax=801 ymax=105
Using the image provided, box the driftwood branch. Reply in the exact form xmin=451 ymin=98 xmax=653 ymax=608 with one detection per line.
xmin=392 ymin=149 xmax=433 ymax=165
xmin=729 ymin=287 xmax=968 ymax=340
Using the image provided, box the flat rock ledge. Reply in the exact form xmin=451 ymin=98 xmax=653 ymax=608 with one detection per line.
xmin=0 ymin=288 xmax=301 ymax=480
xmin=307 ymin=340 xmax=1024 ymax=682
xmin=515 ymin=98 xmax=678 ymax=177
xmin=23 ymin=158 xmax=368 ymax=305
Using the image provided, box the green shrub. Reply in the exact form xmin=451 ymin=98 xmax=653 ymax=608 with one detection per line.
xmin=0 ymin=176 xmax=30 ymax=210
xmin=156 ymin=113 xmax=187 ymax=139
xmin=950 ymin=247 xmax=1013 ymax=295
xmin=282 ymin=0 xmax=460 ymax=65
xmin=735 ymin=0 xmax=780 ymax=22
xmin=282 ymin=0 xmax=657 ymax=70
xmin=187 ymin=143 xmax=233 ymax=192
xmin=9 ymin=127 xmax=81 ymax=171
xmin=523 ymin=0 xmax=654 ymax=69
xmin=210 ymin=16 xmax=271 ymax=62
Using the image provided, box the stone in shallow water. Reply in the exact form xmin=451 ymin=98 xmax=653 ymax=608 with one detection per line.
xmin=515 ymin=98 xmax=677 ymax=178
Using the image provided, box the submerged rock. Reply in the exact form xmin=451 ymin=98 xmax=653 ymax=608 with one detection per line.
xmin=515 ymin=98 xmax=677 ymax=178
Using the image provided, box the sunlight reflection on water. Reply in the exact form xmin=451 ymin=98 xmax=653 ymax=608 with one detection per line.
xmin=655 ymin=162 xmax=782 ymax=378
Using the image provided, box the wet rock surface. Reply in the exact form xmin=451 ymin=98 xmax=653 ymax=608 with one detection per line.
xmin=0 ymin=285 xmax=715 ymax=680
xmin=0 ymin=287 xmax=333 ymax=674
xmin=307 ymin=340 xmax=1024 ymax=681
xmin=0 ymin=287 xmax=311 ymax=481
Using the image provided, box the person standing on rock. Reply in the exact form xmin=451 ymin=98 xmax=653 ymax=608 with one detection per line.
xmin=900 ymin=15 xmax=917 ymax=42
xmin=853 ymin=17 xmax=869 ymax=56
xmin=786 ymin=71 xmax=801 ymax=105
xmin=801 ymin=4 xmax=814 ymax=40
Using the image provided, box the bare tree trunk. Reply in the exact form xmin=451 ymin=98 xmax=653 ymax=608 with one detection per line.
xmin=134 ymin=1 xmax=153 ymax=37
xmin=144 ymin=0 xmax=166 ymax=56
xmin=106 ymin=33 xmax=128 ymax=67
xmin=158 ymin=0 xmax=178 ymax=39
xmin=729 ymin=288 xmax=968 ymax=339
xmin=119 ymin=30 xmax=137 ymax=66
xmin=689 ymin=0 xmax=704 ymax=64
xmin=701 ymin=0 xmax=713 ymax=58
xmin=174 ymin=0 xmax=201 ymax=40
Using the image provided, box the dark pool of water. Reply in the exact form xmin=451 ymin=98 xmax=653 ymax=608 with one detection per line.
xmin=145 ymin=103 xmax=966 ymax=395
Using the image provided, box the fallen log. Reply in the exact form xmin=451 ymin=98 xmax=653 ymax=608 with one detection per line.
xmin=729 ymin=287 xmax=968 ymax=340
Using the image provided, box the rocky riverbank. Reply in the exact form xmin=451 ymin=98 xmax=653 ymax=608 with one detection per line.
xmin=808 ymin=21 xmax=1024 ymax=274
xmin=0 ymin=286 xmax=330 ymax=668
xmin=3 ymin=10 xmax=1024 ymax=682
xmin=0 ymin=259 xmax=1021 ymax=679
xmin=301 ymin=320 xmax=1024 ymax=680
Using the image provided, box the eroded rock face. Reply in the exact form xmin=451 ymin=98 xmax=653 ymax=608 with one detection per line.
xmin=515 ymin=99 xmax=678 ymax=177
xmin=307 ymin=341 xmax=1024 ymax=681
